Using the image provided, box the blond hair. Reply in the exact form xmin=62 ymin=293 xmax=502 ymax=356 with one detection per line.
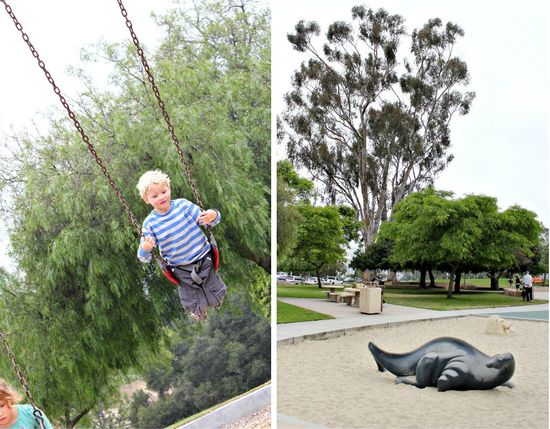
xmin=136 ymin=170 xmax=171 ymax=201
xmin=0 ymin=378 xmax=23 ymax=405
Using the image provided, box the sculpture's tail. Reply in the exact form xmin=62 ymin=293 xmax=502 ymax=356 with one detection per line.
xmin=369 ymin=344 xmax=386 ymax=372
xmin=368 ymin=342 xmax=419 ymax=376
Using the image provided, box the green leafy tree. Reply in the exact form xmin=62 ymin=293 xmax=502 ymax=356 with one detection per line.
xmin=380 ymin=189 xmax=543 ymax=297
xmin=129 ymin=292 xmax=270 ymax=428
xmin=280 ymin=6 xmax=475 ymax=245
xmin=535 ymin=228 xmax=549 ymax=284
xmin=0 ymin=1 xmax=270 ymax=426
xmin=350 ymin=238 xmax=397 ymax=273
xmin=478 ymin=205 xmax=542 ymax=289
xmin=276 ymin=159 xmax=314 ymax=263
xmin=290 ymin=205 xmax=348 ymax=287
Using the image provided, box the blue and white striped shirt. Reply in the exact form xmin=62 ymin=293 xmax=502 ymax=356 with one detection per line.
xmin=137 ymin=198 xmax=220 ymax=266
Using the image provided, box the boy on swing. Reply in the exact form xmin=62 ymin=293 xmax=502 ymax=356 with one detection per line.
xmin=137 ymin=170 xmax=227 ymax=320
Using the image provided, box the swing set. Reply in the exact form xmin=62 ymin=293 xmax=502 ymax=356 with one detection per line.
xmin=0 ymin=1 xmax=220 ymax=426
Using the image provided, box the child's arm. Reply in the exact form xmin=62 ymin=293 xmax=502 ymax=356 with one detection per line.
xmin=181 ymin=198 xmax=221 ymax=226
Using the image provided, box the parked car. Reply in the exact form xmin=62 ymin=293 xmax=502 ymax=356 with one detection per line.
xmin=304 ymin=276 xmax=318 ymax=285
xmin=343 ymin=277 xmax=355 ymax=284
xmin=324 ymin=276 xmax=343 ymax=285
xmin=277 ymin=274 xmax=291 ymax=282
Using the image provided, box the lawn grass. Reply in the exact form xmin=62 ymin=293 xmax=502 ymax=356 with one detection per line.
xmin=277 ymin=300 xmax=334 ymax=324
xmin=277 ymin=284 xmax=545 ymax=312
xmin=277 ymin=284 xmax=328 ymax=299
xmin=164 ymin=381 xmax=271 ymax=429
xmin=384 ymin=288 xmax=545 ymax=310
xmin=435 ymin=278 xmax=548 ymax=288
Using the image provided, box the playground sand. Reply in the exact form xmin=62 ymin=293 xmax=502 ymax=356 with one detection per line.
xmin=277 ymin=316 xmax=548 ymax=429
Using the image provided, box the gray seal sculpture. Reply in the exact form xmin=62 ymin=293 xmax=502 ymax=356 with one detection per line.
xmin=368 ymin=337 xmax=515 ymax=391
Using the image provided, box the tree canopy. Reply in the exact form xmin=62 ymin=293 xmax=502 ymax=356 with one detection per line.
xmin=285 ymin=204 xmax=349 ymax=287
xmin=378 ymin=189 xmax=543 ymax=297
xmin=279 ymin=6 xmax=475 ymax=245
xmin=276 ymin=160 xmax=315 ymax=262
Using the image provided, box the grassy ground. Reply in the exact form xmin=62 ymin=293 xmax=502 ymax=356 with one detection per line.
xmin=432 ymin=278 xmax=547 ymax=288
xmin=277 ymin=285 xmax=328 ymax=299
xmin=384 ymin=289 xmax=545 ymax=310
xmin=164 ymin=381 xmax=271 ymax=429
xmin=277 ymin=284 xmax=545 ymax=314
xmin=277 ymin=300 xmax=334 ymax=324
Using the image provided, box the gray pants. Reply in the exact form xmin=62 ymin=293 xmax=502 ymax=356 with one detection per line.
xmin=172 ymin=254 xmax=227 ymax=320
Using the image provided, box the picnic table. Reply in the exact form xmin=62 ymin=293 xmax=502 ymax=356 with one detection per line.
xmin=324 ymin=285 xmax=345 ymax=293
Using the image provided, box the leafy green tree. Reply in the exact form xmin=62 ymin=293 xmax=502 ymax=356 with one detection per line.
xmin=290 ymin=205 xmax=348 ymax=287
xmin=534 ymin=228 xmax=549 ymax=284
xmin=277 ymin=160 xmax=314 ymax=263
xmin=130 ymin=292 xmax=270 ymax=428
xmin=350 ymin=238 xmax=397 ymax=273
xmin=380 ymin=189 xmax=543 ymax=297
xmin=478 ymin=205 xmax=542 ymax=289
xmin=0 ymin=0 xmax=270 ymax=426
xmin=277 ymin=159 xmax=315 ymax=201
xmin=277 ymin=176 xmax=304 ymax=263
xmin=280 ymin=6 xmax=475 ymax=246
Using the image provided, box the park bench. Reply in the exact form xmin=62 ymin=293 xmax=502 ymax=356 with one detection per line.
xmin=339 ymin=292 xmax=355 ymax=306
xmin=327 ymin=292 xmax=341 ymax=302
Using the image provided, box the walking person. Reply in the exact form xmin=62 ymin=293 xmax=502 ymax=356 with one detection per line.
xmin=523 ymin=271 xmax=533 ymax=302
xmin=515 ymin=275 xmax=521 ymax=290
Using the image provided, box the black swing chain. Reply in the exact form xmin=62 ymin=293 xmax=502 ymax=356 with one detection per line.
xmin=0 ymin=0 xmax=143 ymax=238
xmin=0 ymin=332 xmax=47 ymax=429
xmin=115 ymin=0 xmax=206 ymax=212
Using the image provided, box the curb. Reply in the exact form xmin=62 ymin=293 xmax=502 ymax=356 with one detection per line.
xmin=277 ymin=313 xmax=548 ymax=346
xmin=177 ymin=384 xmax=271 ymax=429
xmin=277 ymin=315 xmax=471 ymax=345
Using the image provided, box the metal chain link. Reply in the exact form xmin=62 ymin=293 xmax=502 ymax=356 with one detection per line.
xmin=1 ymin=0 xmax=142 ymax=237
xmin=1 ymin=332 xmax=46 ymax=429
xmin=115 ymin=0 xmax=205 ymax=210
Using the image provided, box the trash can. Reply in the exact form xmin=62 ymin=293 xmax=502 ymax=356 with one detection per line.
xmin=359 ymin=287 xmax=382 ymax=314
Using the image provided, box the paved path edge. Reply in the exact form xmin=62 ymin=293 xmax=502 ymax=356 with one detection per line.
xmin=277 ymin=314 xmax=547 ymax=346
xmin=177 ymin=384 xmax=271 ymax=429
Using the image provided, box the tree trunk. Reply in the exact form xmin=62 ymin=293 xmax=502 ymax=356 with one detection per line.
xmin=316 ymin=269 xmax=322 ymax=288
xmin=66 ymin=407 xmax=91 ymax=429
xmin=428 ymin=269 xmax=435 ymax=287
xmin=362 ymin=270 xmax=373 ymax=282
xmin=489 ymin=272 xmax=499 ymax=290
xmin=454 ymin=271 xmax=461 ymax=293
xmin=419 ymin=268 xmax=427 ymax=288
xmin=447 ymin=272 xmax=454 ymax=298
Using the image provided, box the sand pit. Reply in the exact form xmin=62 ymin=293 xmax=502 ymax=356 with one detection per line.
xmin=278 ymin=316 xmax=548 ymax=429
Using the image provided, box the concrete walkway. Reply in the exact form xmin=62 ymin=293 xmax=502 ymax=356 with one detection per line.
xmin=278 ymin=298 xmax=548 ymax=344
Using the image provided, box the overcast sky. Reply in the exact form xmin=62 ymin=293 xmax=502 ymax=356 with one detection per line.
xmin=273 ymin=0 xmax=549 ymax=228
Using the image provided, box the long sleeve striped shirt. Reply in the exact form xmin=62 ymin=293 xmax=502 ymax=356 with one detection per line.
xmin=137 ymin=198 xmax=220 ymax=266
